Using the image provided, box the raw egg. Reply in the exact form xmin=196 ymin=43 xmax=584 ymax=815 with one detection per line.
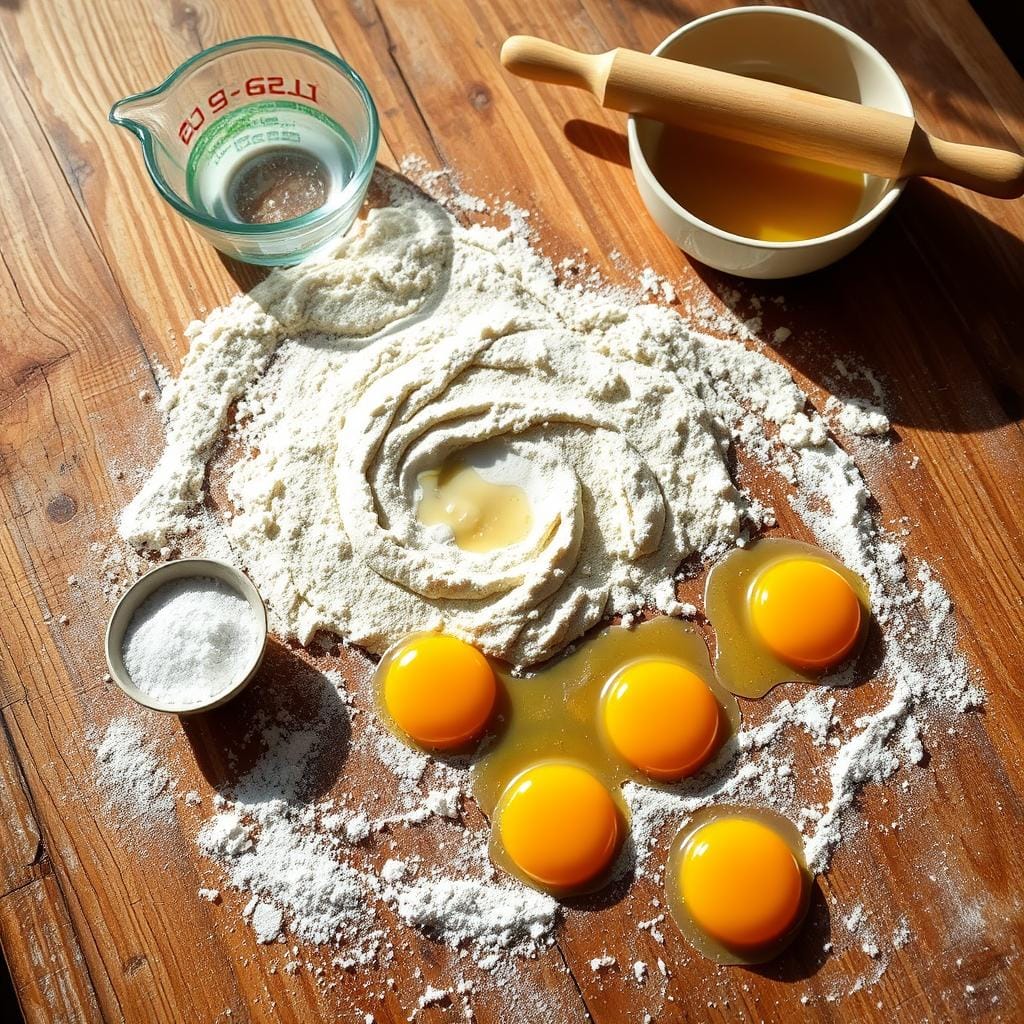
xmin=374 ymin=633 xmax=497 ymax=750
xmin=472 ymin=616 xmax=740 ymax=893
xmin=601 ymin=660 xmax=722 ymax=780
xmin=705 ymin=538 xmax=870 ymax=697
xmin=666 ymin=807 xmax=811 ymax=964
xmin=493 ymin=760 xmax=621 ymax=892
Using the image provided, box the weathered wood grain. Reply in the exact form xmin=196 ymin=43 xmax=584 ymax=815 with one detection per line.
xmin=0 ymin=875 xmax=104 ymax=1024
xmin=0 ymin=720 xmax=41 ymax=897
xmin=1 ymin=0 xmax=1023 ymax=1022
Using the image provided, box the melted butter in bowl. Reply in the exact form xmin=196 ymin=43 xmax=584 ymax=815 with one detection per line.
xmin=650 ymin=125 xmax=866 ymax=243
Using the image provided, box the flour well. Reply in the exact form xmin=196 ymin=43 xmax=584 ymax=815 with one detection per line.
xmin=121 ymin=181 xmax=767 ymax=665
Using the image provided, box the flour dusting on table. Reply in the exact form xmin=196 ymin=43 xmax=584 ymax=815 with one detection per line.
xmin=92 ymin=716 xmax=175 ymax=824
xmin=91 ymin=165 xmax=982 ymax=1012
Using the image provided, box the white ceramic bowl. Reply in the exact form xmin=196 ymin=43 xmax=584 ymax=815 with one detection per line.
xmin=627 ymin=6 xmax=913 ymax=279
xmin=105 ymin=558 xmax=268 ymax=715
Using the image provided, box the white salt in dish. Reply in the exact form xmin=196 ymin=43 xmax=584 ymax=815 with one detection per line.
xmin=105 ymin=558 xmax=268 ymax=714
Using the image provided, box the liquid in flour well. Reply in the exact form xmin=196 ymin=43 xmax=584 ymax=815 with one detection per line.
xmin=417 ymin=461 xmax=533 ymax=553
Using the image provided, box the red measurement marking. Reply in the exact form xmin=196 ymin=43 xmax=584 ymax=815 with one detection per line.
xmin=177 ymin=104 xmax=205 ymax=145
xmin=177 ymin=76 xmax=321 ymax=148
xmin=291 ymin=80 xmax=318 ymax=103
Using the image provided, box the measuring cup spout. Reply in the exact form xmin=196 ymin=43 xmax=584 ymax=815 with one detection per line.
xmin=109 ymin=93 xmax=165 ymax=140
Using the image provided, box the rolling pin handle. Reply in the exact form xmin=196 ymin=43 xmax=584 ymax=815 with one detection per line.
xmin=500 ymin=35 xmax=614 ymax=100
xmin=904 ymin=125 xmax=1024 ymax=199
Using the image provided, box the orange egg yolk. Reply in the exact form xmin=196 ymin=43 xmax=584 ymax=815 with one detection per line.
xmin=680 ymin=817 xmax=805 ymax=948
xmin=749 ymin=558 xmax=862 ymax=670
xmin=382 ymin=634 xmax=496 ymax=750
xmin=602 ymin=660 xmax=721 ymax=780
xmin=497 ymin=762 xmax=620 ymax=889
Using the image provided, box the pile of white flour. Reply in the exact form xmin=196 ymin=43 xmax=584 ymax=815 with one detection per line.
xmin=118 ymin=179 xmax=793 ymax=665
xmin=98 ymin=168 xmax=982 ymax=1003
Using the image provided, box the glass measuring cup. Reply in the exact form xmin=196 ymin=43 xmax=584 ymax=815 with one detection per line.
xmin=110 ymin=36 xmax=379 ymax=266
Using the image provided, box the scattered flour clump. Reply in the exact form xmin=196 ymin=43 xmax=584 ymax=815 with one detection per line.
xmin=251 ymin=902 xmax=283 ymax=943
xmin=828 ymin=395 xmax=891 ymax=437
xmin=389 ymin=877 xmax=558 ymax=962
xmin=93 ymin=716 xmax=174 ymax=823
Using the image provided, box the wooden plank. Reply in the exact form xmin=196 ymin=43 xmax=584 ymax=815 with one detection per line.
xmin=0 ymin=0 xmax=1022 ymax=1021
xmin=0 ymin=717 xmax=41 ymax=897
xmin=0 ymin=29 xmax=160 ymax=713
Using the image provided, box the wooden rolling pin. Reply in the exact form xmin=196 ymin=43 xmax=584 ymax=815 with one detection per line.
xmin=500 ymin=35 xmax=1024 ymax=199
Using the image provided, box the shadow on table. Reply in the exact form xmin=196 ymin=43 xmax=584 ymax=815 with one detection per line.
xmin=687 ymin=178 xmax=1024 ymax=434
xmin=0 ymin=942 xmax=25 ymax=1024
xmin=562 ymin=830 xmax=639 ymax=916
xmin=180 ymin=637 xmax=350 ymax=804
xmin=748 ymin=879 xmax=833 ymax=983
xmin=563 ymin=119 xmax=1023 ymax=434
xmin=216 ymin=250 xmax=271 ymax=293
xmin=564 ymin=119 xmax=631 ymax=168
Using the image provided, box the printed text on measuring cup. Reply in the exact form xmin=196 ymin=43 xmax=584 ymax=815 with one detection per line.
xmin=179 ymin=77 xmax=321 ymax=147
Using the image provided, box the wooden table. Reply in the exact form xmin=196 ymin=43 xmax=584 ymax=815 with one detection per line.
xmin=1 ymin=1 xmax=1022 ymax=1021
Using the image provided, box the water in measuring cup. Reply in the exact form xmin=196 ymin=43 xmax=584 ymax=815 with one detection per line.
xmin=187 ymin=100 xmax=359 ymax=227
xmin=229 ymin=149 xmax=330 ymax=224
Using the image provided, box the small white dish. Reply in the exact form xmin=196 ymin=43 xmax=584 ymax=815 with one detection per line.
xmin=105 ymin=558 xmax=268 ymax=715
xmin=627 ymin=6 xmax=914 ymax=279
